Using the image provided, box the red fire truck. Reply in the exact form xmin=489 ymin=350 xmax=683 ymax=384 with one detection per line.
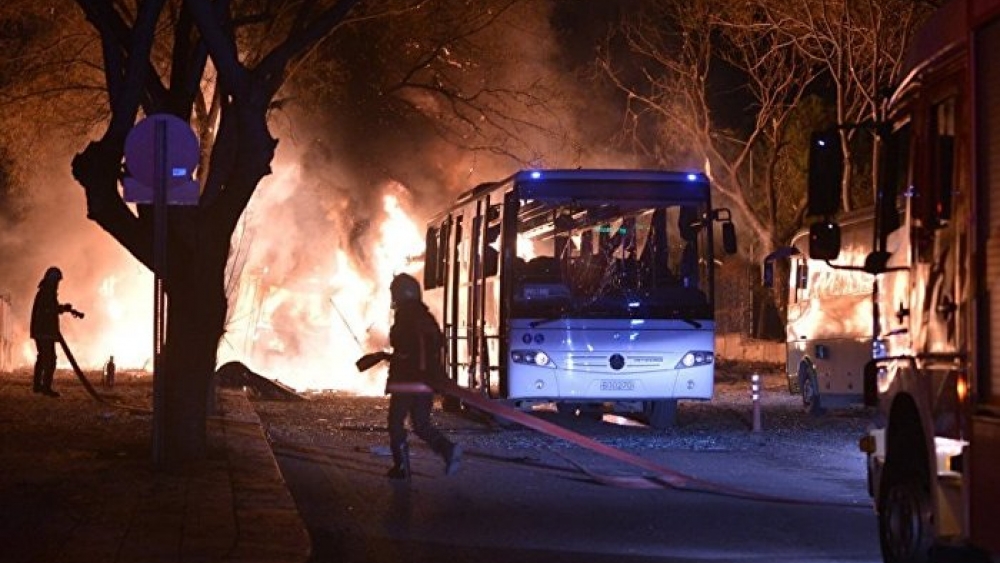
xmin=807 ymin=1 xmax=1000 ymax=561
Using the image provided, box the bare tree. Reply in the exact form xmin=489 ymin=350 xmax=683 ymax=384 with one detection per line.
xmin=0 ymin=1 xmax=107 ymax=210
xmin=285 ymin=0 xmax=575 ymax=183
xmin=761 ymin=0 xmax=932 ymax=211
xmin=64 ymin=0 xmax=370 ymax=464
xmin=600 ymin=0 xmax=822 ymax=259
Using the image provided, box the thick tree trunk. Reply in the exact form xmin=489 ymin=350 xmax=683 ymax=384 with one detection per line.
xmin=160 ymin=242 xmax=228 ymax=464
xmin=156 ymin=106 xmax=274 ymax=465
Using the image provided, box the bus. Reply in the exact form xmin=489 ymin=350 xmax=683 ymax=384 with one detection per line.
xmin=806 ymin=1 xmax=1000 ymax=560
xmin=771 ymin=210 xmax=875 ymax=415
xmin=422 ymin=169 xmax=736 ymax=428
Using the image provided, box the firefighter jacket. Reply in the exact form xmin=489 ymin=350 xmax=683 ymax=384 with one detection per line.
xmin=387 ymin=300 xmax=445 ymax=393
xmin=30 ymin=282 xmax=70 ymax=341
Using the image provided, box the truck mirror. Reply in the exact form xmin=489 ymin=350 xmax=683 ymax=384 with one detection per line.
xmin=809 ymin=220 xmax=841 ymax=260
xmin=722 ymin=222 xmax=737 ymax=255
xmin=808 ymin=130 xmax=843 ymax=217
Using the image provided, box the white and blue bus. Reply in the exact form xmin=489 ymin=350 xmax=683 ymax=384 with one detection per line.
xmin=423 ymin=169 xmax=736 ymax=427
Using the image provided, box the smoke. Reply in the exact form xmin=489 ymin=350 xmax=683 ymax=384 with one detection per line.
xmin=0 ymin=146 xmax=153 ymax=371
xmin=0 ymin=2 xmax=639 ymax=393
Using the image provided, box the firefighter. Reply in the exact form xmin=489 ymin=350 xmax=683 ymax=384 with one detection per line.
xmin=30 ymin=267 xmax=76 ymax=397
xmin=384 ymin=273 xmax=462 ymax=479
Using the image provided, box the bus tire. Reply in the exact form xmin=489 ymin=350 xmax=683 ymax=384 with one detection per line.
xmin=799 ymin=365 xmax=824 ymax=416
xmin=878 ymin=472 xmax=933 ymax=563
xmin=643 ymin=399 xmax=678 ymax=429
xmin=442 ymin=394 xmax=463 ymax=413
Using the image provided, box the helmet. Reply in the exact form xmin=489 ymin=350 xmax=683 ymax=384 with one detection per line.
xmin=389 ymin=273 xmax=421 ymax=306
xmin=43 ymin=267 xmax=63 ymax=283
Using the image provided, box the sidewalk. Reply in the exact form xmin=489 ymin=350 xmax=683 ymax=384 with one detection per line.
xmin=0 ymin=372 xmax=310 ymax=563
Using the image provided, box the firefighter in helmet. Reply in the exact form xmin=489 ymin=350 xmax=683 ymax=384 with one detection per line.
xmin=384 ymin=273 xmax=462 ymax=479
xmin=30 ymin=267 xmax=77 ymax=397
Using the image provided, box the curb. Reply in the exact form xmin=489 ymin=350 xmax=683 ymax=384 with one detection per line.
xmin=217 ymin=389 xmax=311 ymax=563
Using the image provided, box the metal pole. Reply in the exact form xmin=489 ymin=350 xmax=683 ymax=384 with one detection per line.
xmin=152 ymin=119 xmax=169 ymax=467
xmin=752 ymin=372 xmax=762 ymax=433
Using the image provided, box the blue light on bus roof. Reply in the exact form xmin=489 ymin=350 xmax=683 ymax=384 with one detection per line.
xmin=686 ymin=173 xmax=698 ymax=181
xmin=530 ymin=171 xmax=542 ymax=179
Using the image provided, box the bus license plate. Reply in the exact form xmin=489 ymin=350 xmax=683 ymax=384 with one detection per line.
xmin=601 ymin=380 xmax=634 ymax=391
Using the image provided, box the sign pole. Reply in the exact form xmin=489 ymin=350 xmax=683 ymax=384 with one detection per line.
xmin=122 ymin=113 xmax=200 ymax=468
xmin=152 ymin=119 xmax=169 ymax=467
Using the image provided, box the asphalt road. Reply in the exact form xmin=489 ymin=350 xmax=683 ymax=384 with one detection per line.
xmin=258 ymin=387 xmax=882 ymax=563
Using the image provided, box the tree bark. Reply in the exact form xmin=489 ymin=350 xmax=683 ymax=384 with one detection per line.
xmin=160 ymin=240 xmax=228 ymax=463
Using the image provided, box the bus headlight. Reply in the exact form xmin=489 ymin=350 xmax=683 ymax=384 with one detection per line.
xmin=511 ymin=350 xmax=556 ymax=368
xmin=675 ymin=351 xmax=713 ymax=369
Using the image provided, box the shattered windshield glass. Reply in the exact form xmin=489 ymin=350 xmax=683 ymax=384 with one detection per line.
xmin=510 ymin=199 xmax=712 ymax=321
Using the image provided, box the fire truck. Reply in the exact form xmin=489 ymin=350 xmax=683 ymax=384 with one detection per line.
xmin=807 ymin=1 xmax=1000 ymax=561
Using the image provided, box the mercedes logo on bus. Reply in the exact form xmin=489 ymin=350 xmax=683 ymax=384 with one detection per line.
xmin=609 ymin=353 xmax=625 ymax=370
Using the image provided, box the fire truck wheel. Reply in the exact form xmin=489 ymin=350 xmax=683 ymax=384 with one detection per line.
xmin=878 ymin=476 xmax=933 ymax=563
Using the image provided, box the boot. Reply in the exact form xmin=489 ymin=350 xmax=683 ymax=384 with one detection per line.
xmin=386 ymin=464 xmax=408 ymax=480
xmin=387 ymin=442 xmax=411 ymax=480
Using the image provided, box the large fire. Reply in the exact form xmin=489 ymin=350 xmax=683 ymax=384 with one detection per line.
xmin=16 ymin=161 xmax=429 ymax=396
xmin=219 ymin=167 xmax=427 ymax=394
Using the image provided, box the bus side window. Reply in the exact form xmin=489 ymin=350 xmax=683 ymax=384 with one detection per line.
xmin=484 ymin=203 xmax=501 ymax=277
xmin=795 ymin=258 xmax=808 ymax=301
xmin=484 ymin=223 xmax=500 ymax=277
xmin=437 ymin=220 xmax=450 ymax=286
xmin=424 ymin=226 xmax=440 ymax=289
xmin=797 ymin=259 xmax=808 ymax=289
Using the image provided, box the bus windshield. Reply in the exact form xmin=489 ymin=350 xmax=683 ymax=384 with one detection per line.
xmin=510 ymin=199 xmax=712 ymax=322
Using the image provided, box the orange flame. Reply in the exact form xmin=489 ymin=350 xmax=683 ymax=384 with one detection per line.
xmin=218 ymin=173 xmax=426 ymax=394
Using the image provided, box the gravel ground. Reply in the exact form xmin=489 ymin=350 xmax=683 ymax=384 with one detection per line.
xmin=254 ymin=362 xmax=875 ymax=474
xmin=0 ymin=361 xmax=873 ymax=485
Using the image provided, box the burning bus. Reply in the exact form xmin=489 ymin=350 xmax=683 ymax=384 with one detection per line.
xmin=422 ymin=169 xmax=736 ymax=428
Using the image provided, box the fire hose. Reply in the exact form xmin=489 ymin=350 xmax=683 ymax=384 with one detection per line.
xmin=57 ymin=333 xmax=151 ymax=415
xmin=57 ymin=333 xmax=103 ymax=403
xmin=357 ymin=351 xmax=871 ymax=508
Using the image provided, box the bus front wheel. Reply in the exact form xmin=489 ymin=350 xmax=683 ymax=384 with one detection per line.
xmin=643 ymin=399 xmax=678 ymax=429
xmin=799 ymin=365 xmax=823 ymax=416
xmin=442 ymin=395 xmax=463 ymax=413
